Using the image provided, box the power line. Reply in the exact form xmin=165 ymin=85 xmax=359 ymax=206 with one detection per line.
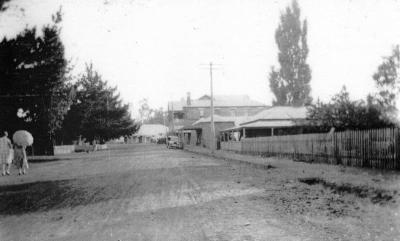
xmin=0 ymin=94 xmax=42 ymax=98
xmin=209 ymin=62 xmax=216 ymax=154
xmin=199 ymin=63 xmax=223 ymax=70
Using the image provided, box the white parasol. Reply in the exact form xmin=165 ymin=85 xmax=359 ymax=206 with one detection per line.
xmin=13 ymin=130 xmax=34 ymax=147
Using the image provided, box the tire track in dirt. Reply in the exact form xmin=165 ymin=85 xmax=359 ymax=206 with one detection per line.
xmin=1 ymin=144 xmax=320 ymax=240
xmin=69 ymin=150 xmax=149 ymax=241
xmin=19 ymin=151 xmax=138 ymax=240
xmin=86 ymin=149 xmax=190 ymax=240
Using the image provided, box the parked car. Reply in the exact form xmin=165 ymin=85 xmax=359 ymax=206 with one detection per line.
xmin=166 ymin=136 xmax=183 ymax=149
xmin=157 ymin=137 xmax=166 ymax=144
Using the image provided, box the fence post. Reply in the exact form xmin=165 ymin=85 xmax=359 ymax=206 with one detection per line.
xmin=396 ymin=128 xmax=399 ymax=170
xmin=333 ymin=133 xmax=338 ymax=165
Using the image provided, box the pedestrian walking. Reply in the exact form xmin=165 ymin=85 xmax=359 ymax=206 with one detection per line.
xmin=14 ymin=144 xmax=28 ymax=175
xmin=92 ymin=139 xmax=98 ymax=152
xmin=7 ymin=147 xmax=14 ymax=170
xmin=12 ymin=130 xmax=33 ymax=175
xmin=0 ymin=131 xmax=12 ymax=176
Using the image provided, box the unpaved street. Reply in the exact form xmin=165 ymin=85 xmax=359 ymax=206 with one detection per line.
xmin=0 ymin=144 xmax=399 ymax=241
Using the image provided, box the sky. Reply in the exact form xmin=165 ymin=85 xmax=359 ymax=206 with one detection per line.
xmin=1 ymin=0 xmax=400 ymax=118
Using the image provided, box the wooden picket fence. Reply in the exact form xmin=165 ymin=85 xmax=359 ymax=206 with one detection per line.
xmin=223 ymin=128 xmax=400 ymax=169
xmin=221 ymin=141 xmax=242 ymax=152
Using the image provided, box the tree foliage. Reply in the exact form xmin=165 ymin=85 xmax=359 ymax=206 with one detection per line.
xmin=0 ymin=0 xmax=11 ymax=12
xmin=0 ymin=11 xmax=72 ymax=154
xmin=138 ymin=98 xmax=153 ymax=123
xmin=307 ymin=86 xmax=394 ymax=131
xmin=372 ymin=45 xmax=400 ymax=123
xmin=59 ymin=64 xmax=137 ymax=144
xmin=269 ymin=0 xmax=312 ymax=106
xmin=137 ymin=99 xmax=166 ymax=125
xmin=145 ymin=107 xmax=165 ymax=125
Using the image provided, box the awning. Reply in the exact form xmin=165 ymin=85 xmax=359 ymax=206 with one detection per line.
xmin=221 ymin=126 xmax=242 ymax=132
xmin=220 ymin=120 xmax=307 ymax=133
xmin=181 ymin=130 xmax=194 ymax=133
xmin=240 ymin=120 xmax=297 ymax=128
xmin=179 ymin=126 xmax=202 ymax=131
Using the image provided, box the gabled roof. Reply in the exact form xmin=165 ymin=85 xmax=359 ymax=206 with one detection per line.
xmin=136 ymin=124 xmax=169 ymax=136
xmin=241 ymin=106 xmax=308 ymax=125
xmin=198 ymin=95 xmax=211 ymax=100
xmin=242 ymin=120 xmax=299 ymax=128
xmin=168 ymin=100 xmax=185 ymax=111
xmin=221 ymin=119 xmax=305 ymax=132
xmin=192 ymin=115 xmax=251 ymax=126
xmin=188 ymin=95 xmax=265 ymax=108
xmin=192 ymin=115 xmax=235 ymax=126
xmin=168 ymin=95 xmax=266 ymax=111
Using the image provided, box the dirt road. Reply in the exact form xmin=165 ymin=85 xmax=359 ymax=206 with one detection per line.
xmin=0 ymin=144 xmax=399 ymax=240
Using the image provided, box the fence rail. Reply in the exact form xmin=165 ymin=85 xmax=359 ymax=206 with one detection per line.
xmin=221 ymin=141 xmax=242 ymax=152
xmin=53 ymin=144 xmax=108 ymax=155
xmin=221 ymin=128 xmax=400 ymax=169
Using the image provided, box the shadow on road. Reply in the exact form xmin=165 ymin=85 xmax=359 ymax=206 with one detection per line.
xmin=0 ymin=173 xmax=132 ymax=216
xmin=0 ymin=165 xmax=180 ymax=216
xmin=0 ymin=179 xmax=76 ymax=215
xmin=28 ymin=155 xmax=80 ymax=163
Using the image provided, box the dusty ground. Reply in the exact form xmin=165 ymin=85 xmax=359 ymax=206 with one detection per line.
xmin=0 ymin=144 xmax=399 ymax=241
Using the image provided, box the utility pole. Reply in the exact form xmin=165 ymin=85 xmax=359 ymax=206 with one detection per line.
xmin=171 ymin=100 xmax=175 ymax=133
xmin=163 ymin=110 xmax=166 ymax=127
xmin=210 ymin=62 xmax=216 ymax=154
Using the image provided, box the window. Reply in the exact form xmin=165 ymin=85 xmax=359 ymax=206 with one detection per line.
xmin=174 ymin=112 xmax=184 ymax=119
xmin=199 ymin=108 xmax=204 ymax=117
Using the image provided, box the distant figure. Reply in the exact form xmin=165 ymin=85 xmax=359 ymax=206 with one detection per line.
xmin=327 ymin=127 xmax=335 ymax=138
xmin=92 ymin=139 xmax=98 ymax=152
xmin=0 ymin=131 xmax=12 ymax=176
xmin=14 ymin=144 xmax=28 ymax=175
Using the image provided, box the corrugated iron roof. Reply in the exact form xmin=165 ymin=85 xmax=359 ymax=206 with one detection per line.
xmin=192 ymin=115 xmax=237 ymax=126
xmin=189 ymin=95 xmax=265 ymax=107
xmin=241 ymin=106 xmax=308 ymax=125
xmin=241 ymin=120 xmax=298 ymax=128
xmin=136 ymin=124 xmax=169 ymax=136
xmin=219 ymin=107 xmax=309 ymax=132
xmin=169 ymin=95 xmax=266 ymax=111
xmin=221 ymin=119 xmax=307 ymax=132
xmin=192 ymin=115 xmax=253 ymax=126
xmin=168 ymin=100 xmax=185 ymax=111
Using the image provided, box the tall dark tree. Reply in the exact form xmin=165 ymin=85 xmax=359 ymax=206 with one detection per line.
xmin=0 ymin=10 xmax=72 ymax=154
xmin=59 ymin=64 xmax=137 ymax=144
xmin=269 ymin=0 xmax=312 ymax=106
xmin=0 ymin=0 xmax=11 ymax=12
xmin=372 ymin=45 xmax=400 ymax=123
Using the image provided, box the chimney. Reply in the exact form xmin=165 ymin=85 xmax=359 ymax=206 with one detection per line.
xmin=186 ymin=92 xmax=191 ymax=106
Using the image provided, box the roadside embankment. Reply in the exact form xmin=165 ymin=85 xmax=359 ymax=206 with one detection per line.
xmin=184 ymin=145 xmax=400 ymax=207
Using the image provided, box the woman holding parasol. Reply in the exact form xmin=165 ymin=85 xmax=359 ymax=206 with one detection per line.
xmin=13 ymin=130 xmax=33 ymax=175
xmin=0 ymin=130 xmax=12 ymax=176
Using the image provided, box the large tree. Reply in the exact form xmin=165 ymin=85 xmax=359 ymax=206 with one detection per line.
xmin=0 ymin=0 xmax=11 ymax=12
xmin=307 ymin=86 xmax=394 ymax=131
xmin=0 ymin=11 xmax=73 ymax=154
xmin=269 ymin=0 xmax=311 ymax=106
xmin=372 ymin=45 xmax=400 ymax=123
xmin=59 ymin=64 xmax=137 ymax=144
